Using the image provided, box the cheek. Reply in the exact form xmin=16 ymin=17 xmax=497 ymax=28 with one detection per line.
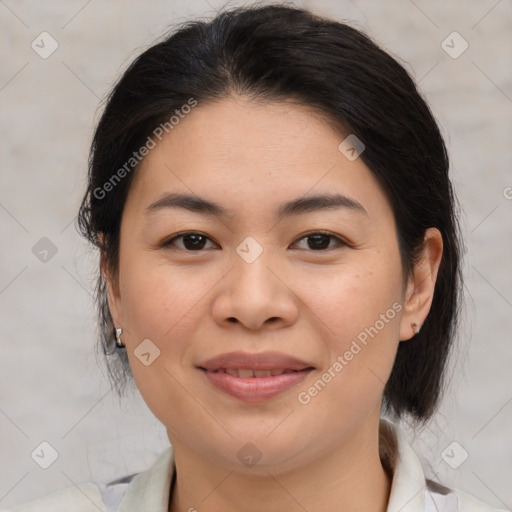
xmin=117 ymin=251 xmax=223 ymax=401
xmin=118 ymin=255 xmax=210 ymax=426
xmin=299 ymin=253 xmax=403 ymax=405
xmin=119 ymin=250 xmax=207 ymax=342
xmin=304 ymin=254 xmax=403 ymax=341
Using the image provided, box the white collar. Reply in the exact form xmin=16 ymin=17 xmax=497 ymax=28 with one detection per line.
xmin=379 ymin=418 xmax=429 ymax=512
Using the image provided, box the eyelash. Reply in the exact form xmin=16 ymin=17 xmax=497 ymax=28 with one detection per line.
xmin=160 ymin=231 xmax=349 ymax=252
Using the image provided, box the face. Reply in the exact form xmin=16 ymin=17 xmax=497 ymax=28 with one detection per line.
xmin=105 ymin=96 xmax=440 ymax=475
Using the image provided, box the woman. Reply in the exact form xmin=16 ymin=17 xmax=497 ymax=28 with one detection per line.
xmin=10 ymin=4 xmax=505 ymax=512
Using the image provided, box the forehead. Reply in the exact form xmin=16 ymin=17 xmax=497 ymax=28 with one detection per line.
xmin=124 ymin=96 xmax=390 ymax=222
xmin=145 ymin=96 xmax=343 ymax=171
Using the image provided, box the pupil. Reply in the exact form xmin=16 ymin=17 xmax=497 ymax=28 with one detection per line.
xmin=308 ymin=234 xmax=330 ymax=250
xmin=184 ymin=234 xmax=206 ymax=250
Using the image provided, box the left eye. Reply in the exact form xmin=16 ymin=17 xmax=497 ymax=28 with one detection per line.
xmin=292 ymin=232 xmax=346 ymax=251
xmin=161 ymin=231 xmax=346 ymax=252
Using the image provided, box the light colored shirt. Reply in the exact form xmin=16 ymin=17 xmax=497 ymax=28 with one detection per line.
xmin=7 ymin=418 xmax=506 ymax=512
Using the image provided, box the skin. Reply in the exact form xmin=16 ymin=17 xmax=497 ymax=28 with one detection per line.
xmin=104 ymin=95 xmax=443 ymax=512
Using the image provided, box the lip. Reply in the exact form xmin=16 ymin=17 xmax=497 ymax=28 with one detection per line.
xmin=201 ymin=369 xmax=313 ymax=402
xmin=197 ymin=351 xmax=315 ymax=402
xmin=197 ymin=351 xmax=313 ymax=372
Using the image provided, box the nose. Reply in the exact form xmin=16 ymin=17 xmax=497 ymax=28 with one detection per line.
xmin=211 ymin=246 xmax=299 ymax=331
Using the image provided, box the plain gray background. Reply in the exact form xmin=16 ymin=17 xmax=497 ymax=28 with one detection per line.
xmin=1 ymin=0 xmax=511 ymax=509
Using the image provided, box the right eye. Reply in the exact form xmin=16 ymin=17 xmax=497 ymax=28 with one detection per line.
xmin=161 ymin=232 xmax=218 ymax=251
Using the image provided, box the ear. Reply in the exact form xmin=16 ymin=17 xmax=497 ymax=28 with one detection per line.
xmin=99 ymin=241 xmax=123 ymax=330
xmin=399 ymin=227 xmax=443 ymax=341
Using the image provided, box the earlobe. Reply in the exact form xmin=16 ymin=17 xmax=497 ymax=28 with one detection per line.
xmin=399 ymin=228 xmax=443 ymax=341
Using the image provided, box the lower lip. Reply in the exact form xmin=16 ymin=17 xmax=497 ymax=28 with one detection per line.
xmin=200 ymin=369 xmax=313 ymax=402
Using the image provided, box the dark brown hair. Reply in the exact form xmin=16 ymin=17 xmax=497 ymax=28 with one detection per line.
xmin=77 ymin=3 xmax=463 ymax=423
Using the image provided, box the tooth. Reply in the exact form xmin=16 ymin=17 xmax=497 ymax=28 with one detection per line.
xmin=224 ymin=369 xmax=238 ymax=377
xmin=238 ymin=369 xmax=255 ymax=378
xmin=270 ymin=369 xmax=285 ymax=376
xmin=254 ymin=369 xmax=272 ymax=377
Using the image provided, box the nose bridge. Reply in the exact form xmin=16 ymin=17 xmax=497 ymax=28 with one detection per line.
xmin=231 ymin=236 xmax=278 ymax=300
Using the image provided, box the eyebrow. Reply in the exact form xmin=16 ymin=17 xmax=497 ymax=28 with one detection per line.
xmin=144 ymin=192 xmax=368 ymax=219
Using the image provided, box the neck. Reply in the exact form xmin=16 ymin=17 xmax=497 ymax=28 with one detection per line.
xmin=168 ymin=415 xmax=391 ymax=512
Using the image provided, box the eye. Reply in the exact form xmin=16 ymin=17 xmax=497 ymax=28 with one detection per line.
xmin=291 ymin=231 xmax=348 ymax=251
xmin=161 ymin=232 xmax=217 ymax=251
xmin=161 ymin=230 xmax=348 ymax=252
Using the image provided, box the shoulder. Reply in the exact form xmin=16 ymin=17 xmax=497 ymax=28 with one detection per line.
xmin=380 ymin=419 xmax=507 ymax=512
xmin=452 ymin=487 xmax=507 ymax=512
xmin=6 ymin=447 xmax=174 ymax=512
xmin=425 ymin=477 xmax=508 ymax=512
xmin=5 ymin=482 xmax=108 ymax=512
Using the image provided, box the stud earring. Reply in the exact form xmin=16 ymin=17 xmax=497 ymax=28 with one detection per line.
xmin=115 ymin=328 xmax=125 ymax=348
xmin=411 ymin=322 xmax=421 ymax=335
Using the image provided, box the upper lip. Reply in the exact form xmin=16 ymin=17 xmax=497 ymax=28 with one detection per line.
xmin=197 ymin=351 xmax=314 ymax=371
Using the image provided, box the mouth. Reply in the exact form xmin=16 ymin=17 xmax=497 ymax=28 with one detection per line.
xmin=196 ymin=351 xmax=315 ymax=402
xmin=198 ymin=367 xmax=314 ymax=402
